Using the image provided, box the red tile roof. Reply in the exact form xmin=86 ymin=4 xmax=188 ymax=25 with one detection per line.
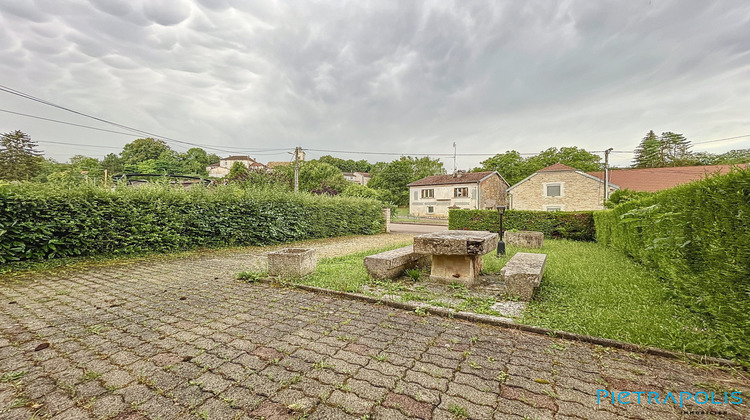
xmin=538 ymin=163 xmax=577 ymax=172
xmin=587 ymin=164 xmax=747 ymax=192
xmin=408 ymin=171 xmax=500 ymax=187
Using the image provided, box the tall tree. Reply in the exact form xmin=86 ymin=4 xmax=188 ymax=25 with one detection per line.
xmin=633 ymin=130 xmax=663 ymax=168
xmin=120 ymin=138 xmax=172 ymax=164
xmin=660 ymin=132 xmax=692 ymax=166
xmin=101 ymin=153 xmax=124 ymax=174
xmin=633 ymin=131 xmax=694 ymax=168
xmin=0 ymin=130 xmax=43 ymax=181
xmin=477 ymin=147 xmax=602 ymax=186
xmin=368 ymin=156 xmax=445 ymax=205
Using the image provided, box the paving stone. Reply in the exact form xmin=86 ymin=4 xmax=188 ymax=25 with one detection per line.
xmin=1 ymin=247 xmax=748 ymax=420
xmin=382 ymin=392 xmax=435 ymax=419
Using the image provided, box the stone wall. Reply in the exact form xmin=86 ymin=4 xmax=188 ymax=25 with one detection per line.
xmin=509 ymin=171 xmax=616 ymax=211
xmin=479 ymin=174 xmax=508 ymax=210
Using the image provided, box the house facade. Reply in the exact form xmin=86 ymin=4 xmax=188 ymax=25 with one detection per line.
xmin=408 ymin=171 xmax=509 ymax=218
xmin=507 ymin=164 xmax=618 ymax=211
xmin=206 ymin=156 xmax=267 ymax=178
xmin=343 ymin=172 xmax=371 ymax=185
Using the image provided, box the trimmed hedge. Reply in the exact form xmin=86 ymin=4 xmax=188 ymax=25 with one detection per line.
xmin=0 ymin=183 xmax=384 ymax=263
xmin=594 ymin=167 xmax=750 ymax=361
xmin=448 ymin=209 xmax=595 ymax=241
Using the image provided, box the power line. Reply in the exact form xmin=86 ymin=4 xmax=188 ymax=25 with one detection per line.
xmin=0 ymin=84 xmax=294 ymax=155
xmin=0 ymin=109 xmax=139 ymax=136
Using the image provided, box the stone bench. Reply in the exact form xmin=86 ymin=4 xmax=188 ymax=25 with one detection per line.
xmin=364 ymin=245 xmax=430 ymax=280
xmin=500 ymin=252 xmax=547 ymax=301
xmin=504 ymin=231 xmax=544 ymax=248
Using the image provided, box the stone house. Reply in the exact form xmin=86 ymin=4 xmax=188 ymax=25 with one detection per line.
xmin=408 ymin=171 xmax=509 ymax=218
xmin=206 ymin=156 xmax=267 ymax=178
xmin=507 ymin=163 xmax=618 ymax=211
xmin=343 ymin=172 xmax=371 ymax=185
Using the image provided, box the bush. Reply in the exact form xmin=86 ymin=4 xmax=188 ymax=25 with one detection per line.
xmin=448 ymin=209 xmax=595 ymax=241
xmin=594 ymin=167 xmax=750 ymax=361
xmin=0 ymin=183 xmax=384 ymax=263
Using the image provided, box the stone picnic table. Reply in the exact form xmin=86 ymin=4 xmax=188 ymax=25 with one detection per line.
xmin=413 ymin=230 xmax=498 ymax=286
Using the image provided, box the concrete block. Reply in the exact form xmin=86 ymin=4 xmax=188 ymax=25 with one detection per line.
xmin=500 ymin=252 xmax=546 ymax=301
xmin=364 ymin=245 xmax=430 ymax=279
xmin=268 ymin=248 xmax=317 ymax=277
xmin=504 ymin=231 xmax=544 ymax=248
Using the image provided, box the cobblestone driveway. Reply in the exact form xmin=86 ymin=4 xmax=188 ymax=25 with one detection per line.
xmin=1 ymin=246 xmax=748 ymax=419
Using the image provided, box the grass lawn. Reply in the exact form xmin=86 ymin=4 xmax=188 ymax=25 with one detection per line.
xmin=291 ymin=239 xmax=724 ymax=360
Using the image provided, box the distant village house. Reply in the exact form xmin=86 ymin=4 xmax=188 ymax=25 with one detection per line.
xmin=343 ymin=172 xmax=371 ymax=185
xmin=508 ymin=163 xmax=747 ymax=211
xmin=408 ymin=171 xmax=509 ymax=218
xmin=206 ymin=156 xmax=267 ymax=178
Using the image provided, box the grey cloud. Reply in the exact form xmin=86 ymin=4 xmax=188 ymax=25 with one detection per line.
xmin=142 ymin=0 xmax=192 ymax=26
xmin=1 ymin=0 xmax=749 ymax=166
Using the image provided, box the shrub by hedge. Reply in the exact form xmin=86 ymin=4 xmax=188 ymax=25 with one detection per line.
xmin=448 ymin=209 xmax=595 ymax=241
xmin=0 ymin=183 xmax=384 ymax=263
xmin=594 ymin=167 xmax=750 ymax=361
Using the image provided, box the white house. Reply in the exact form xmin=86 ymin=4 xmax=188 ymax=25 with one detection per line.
xmin=206 ymin=156 xmax=267 ymax=178
xmin=407 ymin=171 xmax=509 ymax=218
xmin=343 ymin=172 xmax=371 ymax=185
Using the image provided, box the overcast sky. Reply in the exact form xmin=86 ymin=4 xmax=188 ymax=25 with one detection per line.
xmin=1 ymin=0 xmax=749 ymax=169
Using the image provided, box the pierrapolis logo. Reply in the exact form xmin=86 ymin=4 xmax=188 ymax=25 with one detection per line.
xmin=596 ymin=389 xmax=743 ymax=408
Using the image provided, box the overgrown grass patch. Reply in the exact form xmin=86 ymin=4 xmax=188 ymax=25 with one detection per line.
xmin=294 ymin=238 xmax=735 ymax=363
xmin=515 ymin=240 xmax=716 ymax=358
xmin=293 ymin=243 xmax=412 ymax=292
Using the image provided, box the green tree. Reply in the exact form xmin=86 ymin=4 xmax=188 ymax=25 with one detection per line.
xmin=633 ymin=130 xmax=664 ymax=168
xmin=227 ymin=161 xmax=249 ymax=180
xmin=317 ymin=155 xmax=372 ymax=173
xmin=341 ymin=183 xmax=381 ymax=200
xmin=475 ymin=150 xmax=533 ymax=185
xmin=276 ymin=160 xmax=348 ymax=193
xmin=633 ymin=131 xmax=696 ymax=168
xmin=0 ymin=130 xmax=43 ymax=181
xmin=101 ymin=153 xmax=124 ymax=174
xmin=120 ymin=138 xmax=172 ymax=164
xmin=477 ymin=147 xmax=602 ymax=186
xmin=368 ymin=156 xmax=445 ymax=205
xmin=715 ymin=149 xmax=750 ymax=164
xmin=175 ymin=147 xmax=212 ymax=176
xmin=660 ymin=132 xmax=693 ymax=166
xmin=528 ymin=147 xmax=603 ymax=172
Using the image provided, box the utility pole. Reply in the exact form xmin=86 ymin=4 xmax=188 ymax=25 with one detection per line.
xmin=453 ymin=142 xmax=457 ymax=174
xmin=604 ymin=148 xmax=613 ymax=204
xmin=294 ymin=146 xmax=301 ymax=192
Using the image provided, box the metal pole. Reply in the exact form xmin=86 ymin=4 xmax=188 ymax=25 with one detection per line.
xmin=294 ymin=146 xmax=300 ymax=192
xmin=604 ymin=148 xmax=613 ymax=204
xmin=496 ymin=206 xmax=506 ymax=256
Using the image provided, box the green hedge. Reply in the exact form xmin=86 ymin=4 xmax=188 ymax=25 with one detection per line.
xmin=594 ymin=168 xmax=750 ymax=361
xmin=0 ymin=183 xmax=384 ymax=263
xmin=448 ymin=209 xmax=595 ymax=241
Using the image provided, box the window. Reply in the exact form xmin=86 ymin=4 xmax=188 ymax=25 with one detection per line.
xmin=427 ymin=206 xmax=434 ymax=214
xmin=454 ymin=187 xmax=468 ymax=197
xmin=546 ymin=184 xmax=561 ymax=197
xmin=421 ymin=189 xmax=434 ymax=199
xmin=546 ymin=206 xmax=561 ymax=212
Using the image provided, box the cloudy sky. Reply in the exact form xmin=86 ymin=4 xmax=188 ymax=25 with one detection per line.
xmin=1 ymin=0 xmax=749 ymax=169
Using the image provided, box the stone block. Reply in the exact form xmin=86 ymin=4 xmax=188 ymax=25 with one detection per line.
xmin=428 ymin=254 xmax=482 ymax=286
xmin=504 ymin=231 xmax=544 ymax=248
xmin=363 ymin=246 xmax=430 ymax=279
xmin=413 ymin=230 xmax=498 ymax=256
xmin=500 ymin=252 xmax=546 ymax=301
xmin=267 ymin=248 xmax=317 ymax=277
